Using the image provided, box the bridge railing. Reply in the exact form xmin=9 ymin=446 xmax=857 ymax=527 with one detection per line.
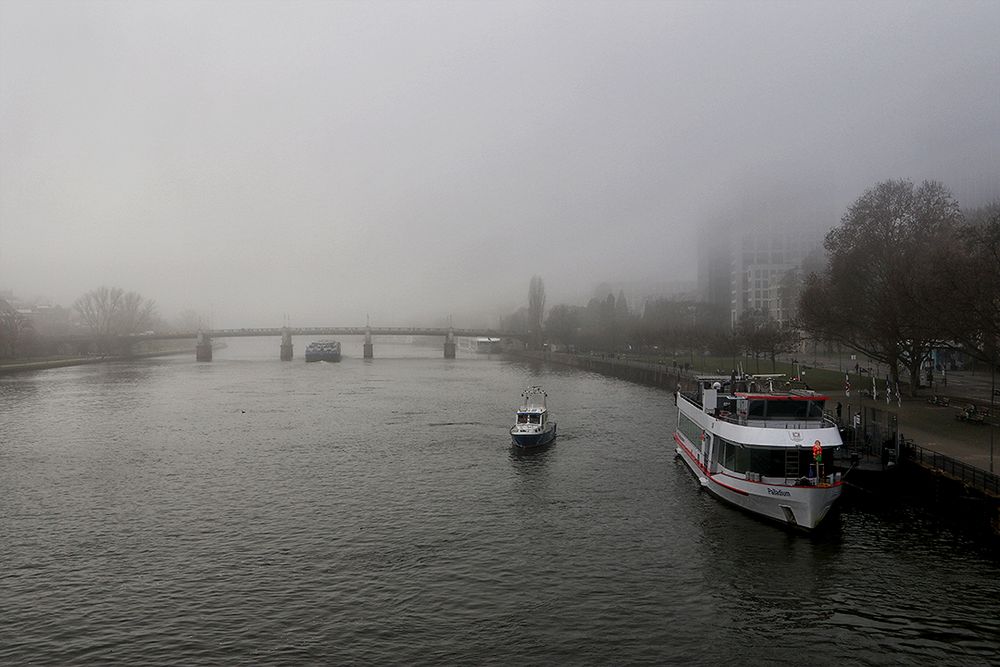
xmin=49 ymin=327 xmax=528 ymax=345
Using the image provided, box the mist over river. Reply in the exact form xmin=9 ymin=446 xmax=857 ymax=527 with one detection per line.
xmin=2 ymin=338 xmax=998 ymax=665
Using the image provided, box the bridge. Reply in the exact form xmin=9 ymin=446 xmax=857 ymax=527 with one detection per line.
xmin=53 ymin=327 xmax=527 ymax=361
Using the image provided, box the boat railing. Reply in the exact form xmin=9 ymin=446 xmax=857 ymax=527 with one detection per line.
xmin=679 ymin=392 xmax=838 ymax=430
xmin=713 ymin=415 xmax=833 ymax=430
xmin=679 ymin=391 xmax=702 ymax=407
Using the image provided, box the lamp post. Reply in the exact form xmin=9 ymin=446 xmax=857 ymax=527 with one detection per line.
xmin=991 ymin=351 xmax=996 ymax=473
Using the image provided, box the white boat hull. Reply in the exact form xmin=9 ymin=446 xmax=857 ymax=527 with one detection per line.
xmin=674 ymin=433 xmax=841 ymax=530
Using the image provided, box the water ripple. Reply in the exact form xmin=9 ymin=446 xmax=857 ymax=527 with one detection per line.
xmin=1 ymin=342 xmax=998 ymax=664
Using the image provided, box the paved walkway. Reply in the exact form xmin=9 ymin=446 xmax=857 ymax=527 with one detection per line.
xmin=834 ymin=391 xmax=998 ymax=473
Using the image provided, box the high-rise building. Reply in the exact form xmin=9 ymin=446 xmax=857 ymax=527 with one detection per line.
xmin=730 ymin=223 xmax=819 ymax=327
xmin=698 ymin=220 xmax=824 ymax=329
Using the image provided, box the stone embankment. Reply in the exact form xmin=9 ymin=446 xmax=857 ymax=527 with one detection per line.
xmin=513 ymin=349 xmax=694 ymax=391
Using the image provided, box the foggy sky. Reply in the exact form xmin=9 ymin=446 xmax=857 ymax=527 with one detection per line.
xmin=2 ymin=0 xmax=998 ymax=328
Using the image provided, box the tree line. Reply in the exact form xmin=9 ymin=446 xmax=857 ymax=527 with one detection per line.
xmin=506 ymin=276 xmax=799 ymax=370
xmin=510 ymin=180 xmax=998 ymax=396
xmin=0 ymin=286 xmax=191 ymax=359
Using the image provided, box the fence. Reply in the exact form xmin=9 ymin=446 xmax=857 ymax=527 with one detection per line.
xmin=900 ymin=440 xmax=1000 ymax=497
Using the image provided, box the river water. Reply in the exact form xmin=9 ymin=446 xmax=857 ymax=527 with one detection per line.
xmin=2 ymin=338 xmax=998 ymax=665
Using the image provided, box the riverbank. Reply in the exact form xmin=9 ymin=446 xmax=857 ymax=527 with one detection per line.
xmin=0 ymin=347 xmax=193 ymax=375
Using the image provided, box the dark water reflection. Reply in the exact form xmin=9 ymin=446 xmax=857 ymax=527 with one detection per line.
xmin=1 ymin=340 xmax=998 ymax=665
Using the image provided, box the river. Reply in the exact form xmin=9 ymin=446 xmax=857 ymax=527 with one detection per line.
xmin=2 ymin=338 xmax=998 ymax=665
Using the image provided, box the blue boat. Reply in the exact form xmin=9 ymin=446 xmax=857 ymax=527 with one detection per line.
xmin=510 ymin=386 xmax=557 ymax=448
xmin=305 ymin=340 xmax=341 ymax=362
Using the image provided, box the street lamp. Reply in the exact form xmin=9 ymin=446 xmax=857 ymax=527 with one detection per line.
xmin=991 ymin=351 xmax=996 ymax=473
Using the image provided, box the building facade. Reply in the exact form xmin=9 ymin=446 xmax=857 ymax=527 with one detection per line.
xmin=698 ymin=222 xmax=823 ymax=329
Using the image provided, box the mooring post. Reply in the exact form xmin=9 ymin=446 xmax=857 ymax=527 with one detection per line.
xmin=280 ymin=327 xmax=293 ymax=361
xmin=196 ymin=331 xmax=213 ymax=362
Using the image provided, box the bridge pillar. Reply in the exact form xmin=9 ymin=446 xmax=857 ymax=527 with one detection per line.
xmin=363 ymin=327 xmax=373 ymax=359
xmin=280 ymin=328 xmax=293 ymax=361
xmin=196 ymin=331 xmax=213 ymax=362
xmin=444 ymin=328 xmax=456 ymax=359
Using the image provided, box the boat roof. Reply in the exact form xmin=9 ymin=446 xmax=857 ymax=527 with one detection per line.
xmin=518 ymin=385 xmax=548 ymax=410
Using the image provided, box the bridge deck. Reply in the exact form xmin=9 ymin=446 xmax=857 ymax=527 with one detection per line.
xmin=52 ymin=328 xmax=526 ymax=343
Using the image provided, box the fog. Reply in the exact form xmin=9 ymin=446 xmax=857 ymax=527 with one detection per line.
xmin=1 ymin=0 xmax=998 ymax=328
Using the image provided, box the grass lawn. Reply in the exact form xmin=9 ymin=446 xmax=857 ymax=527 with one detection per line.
xmin=637 ymin=353 xmax=849 ymax=391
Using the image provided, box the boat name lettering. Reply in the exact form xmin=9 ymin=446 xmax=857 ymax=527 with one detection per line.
xmin=767 ymin=488 xmax=791 ymax=497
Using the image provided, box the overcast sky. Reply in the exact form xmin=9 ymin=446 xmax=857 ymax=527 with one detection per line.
xmin=1 ymin=0 xmax=998 ymax=328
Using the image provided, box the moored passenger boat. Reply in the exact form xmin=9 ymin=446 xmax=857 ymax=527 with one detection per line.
xmin=510 ymin=386 xmax=557 ymax=448
xmin=673 ymin=374 xmax=843 ymax=530
xmin=305 ymin=340 xmax=341 ymax=362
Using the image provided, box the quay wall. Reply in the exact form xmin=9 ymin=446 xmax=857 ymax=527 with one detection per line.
xmin=511 ymin=349 xmax=696 ymax=392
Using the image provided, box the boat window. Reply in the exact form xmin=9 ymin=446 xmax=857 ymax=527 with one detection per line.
xmin=517 ymin=414 xmax=528 ymax=423
xmin=720 ymin=438 xmax=750 ymax=473
xmin=749 ymin=448 xmax=790 ymax=477
xmin=807 ymin=400 xmax=826 ymax=419
xmin=765 ymin=399 xmax=809 ymax=421
xmin=529 ymin=414 xmax=541 ymax=424
xmin=677 ymin=413 xmax=703 ymax=448
xmin=747 ymin=400 xmax=766 ymax=419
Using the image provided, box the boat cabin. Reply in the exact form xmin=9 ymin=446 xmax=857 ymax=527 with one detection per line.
xmin=516 ymin=409 xmax=546 ymax=425
xmin=677 ymin=375 xmax=842 ymax=487
xmin=515 ymin=386 xmax=549 ymax=427
xmin=686 ymin=375 xmax=830 ymax=428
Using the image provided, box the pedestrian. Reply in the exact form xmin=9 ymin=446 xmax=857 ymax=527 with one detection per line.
xmin=836 ymin=401 xmax=843 ymax=424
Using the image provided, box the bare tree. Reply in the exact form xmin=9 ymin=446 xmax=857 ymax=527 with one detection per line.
xmin=0 ymin=298 xmax=30 ymax=358
xmin=798 ymin=179 xmax=961 ymax=395
xmin=922 ymin=202 xmax=1000 ymax=366
xmin=544 ymin=304 xmax=581 ymax=348
xmin=737 ymin=310 xmax=800 ymax=372
xmin=74 ymin=286 xmax=157 ymax=346
xmin=528 ymin=275 xmax=545 ymax=349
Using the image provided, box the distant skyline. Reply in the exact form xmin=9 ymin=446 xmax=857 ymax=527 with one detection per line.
xmin=2 ymin=0 xmax=998 ymax=328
